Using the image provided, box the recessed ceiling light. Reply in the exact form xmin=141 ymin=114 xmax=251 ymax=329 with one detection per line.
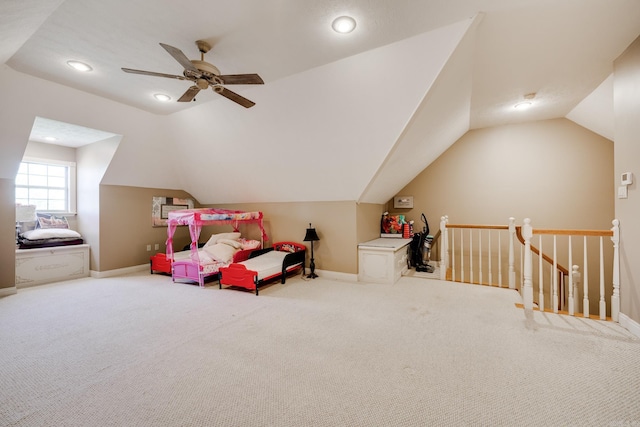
xmin=154 ymin=93 xmax=171 ymax=102
xmin=44 ymin=136 xmax=58 ymax=141
xmin=514 ymin=101 xmax=533 ymax=110
xmin=332 ymin=16 xmax=356 ymax=34
xmin=66 ymin=60 xmax=93 ymax=72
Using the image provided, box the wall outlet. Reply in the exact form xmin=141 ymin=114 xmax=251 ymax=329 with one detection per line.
xmin=154 ymin=243 xmax=160 ymax=250
xmin=146 ymin=244 xmax=151 ymax=251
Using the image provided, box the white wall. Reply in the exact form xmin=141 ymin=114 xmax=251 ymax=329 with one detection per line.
xmin=0 ymin=64 xmax=181 ymax=189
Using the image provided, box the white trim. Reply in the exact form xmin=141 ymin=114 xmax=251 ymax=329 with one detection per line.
xmin=90 ymin=264 xmax=148 ymax=278
xmin=19 ymin=156 xmax=77 ymax=214
xmin=314 ymin=269 xmax=358 ymax=282
xmin=618 ymin=312 xmax=640 ymax=339
xmin=0 ymin=286 xmax=17 ymax=298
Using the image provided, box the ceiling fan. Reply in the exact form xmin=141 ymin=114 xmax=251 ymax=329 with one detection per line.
xmin=122 ymin=40 xmax=263 ymax=108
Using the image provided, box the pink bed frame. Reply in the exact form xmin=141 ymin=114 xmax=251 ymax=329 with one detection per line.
xmin=165 ymin=208 xmax=268 ymax=287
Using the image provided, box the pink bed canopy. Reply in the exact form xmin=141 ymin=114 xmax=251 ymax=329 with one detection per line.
xmin=166 ymin=208 xmax=268 ymax=261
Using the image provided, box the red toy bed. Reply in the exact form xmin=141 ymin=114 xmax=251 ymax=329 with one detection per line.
xmin=164 ymin=208 xmax=268 ymax=287
xmin=218 ymin=241 xmax=306 ymax=295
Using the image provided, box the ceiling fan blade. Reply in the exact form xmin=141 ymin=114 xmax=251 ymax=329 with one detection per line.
xmin=177 ymin=86 xmax=200 ymax=102
xmin=217 ymin=74 xmax=264 ymax=85
xmin=121 ymin=68 xmax=187 ymax=80
xmin=159 ymin=43 xmax=198 ymax=73
xmin=216 ymin=87 xmax=256 ymax=108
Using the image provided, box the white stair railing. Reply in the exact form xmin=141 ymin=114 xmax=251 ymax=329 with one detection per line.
xmin=439 ymin=217 xmax=517 ymax=288
xmin=439 ymin=216 xmax=620 ymax=322
xmin=520 ymin=218 xmax=620 ymax=321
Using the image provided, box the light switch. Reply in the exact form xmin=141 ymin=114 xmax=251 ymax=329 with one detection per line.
xmin=618 ymin=186 xmax=628 ymax=199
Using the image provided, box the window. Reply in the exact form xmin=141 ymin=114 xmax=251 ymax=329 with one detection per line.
xmin=15 ymin=157 xmax=76 ymax=214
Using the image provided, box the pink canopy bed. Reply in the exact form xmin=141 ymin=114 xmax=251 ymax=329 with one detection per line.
xmin=165 ymin=208 xmax=268 ymax=287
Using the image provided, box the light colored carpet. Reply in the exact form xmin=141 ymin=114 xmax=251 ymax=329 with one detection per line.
xmin=1 ymin=272 xmax=639 ymax=426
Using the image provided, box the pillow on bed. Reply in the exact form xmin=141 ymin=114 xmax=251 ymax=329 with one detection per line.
xmin=36 ymin=213 xmax=69 ymax=229
xmin=239 ymin=238 xmax=261 ymax=250
xmin=21 ymin=228 xmax=81 ymax=240
xmin=217 ymin=238 xmax=243 ymax=249
xmin=277 ymin=243 xmax=299 ymax=253
xmin=204 ymin=232 xmax=241 ymax=247
xmin=203 ymin=241 xmax=239 ymax=263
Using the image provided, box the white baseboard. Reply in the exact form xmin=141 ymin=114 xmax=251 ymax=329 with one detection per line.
xmin=314 ymin=269 xmax=358 ymax=282
xmin=619 ymin=313 xmax=640 ymax=339
xmin=90 ymin=264 xmax=148 ymax=279
xmin=0 ymin=286 xmax=17 ymax=298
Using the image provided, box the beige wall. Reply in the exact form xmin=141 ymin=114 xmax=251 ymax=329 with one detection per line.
xmin=614 ymin=35 xmax=640 ymax=325
xmin=0 ymin=178 xmax=16 ymax=293
xmin=98 ymin=185 xmax=194 ymax=272
xmin=356 ymin=203 xmax=386 ymax=244
xmin=203 ymin=201 xmax=359 ymax=275
xmin=390 ymin=118 xmax=614 ymax=231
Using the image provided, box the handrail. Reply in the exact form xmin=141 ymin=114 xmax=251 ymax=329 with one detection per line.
xmin=532 ymin=228 xmax=613 ymax=237
xmin=446 ymin=224 xmax=509 ymax=230
xmin=515 ymin=226 xmax=569 ymax=276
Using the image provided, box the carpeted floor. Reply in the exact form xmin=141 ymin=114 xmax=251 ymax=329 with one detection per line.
xmin=0 ymin=272 xmax=639 ymax=426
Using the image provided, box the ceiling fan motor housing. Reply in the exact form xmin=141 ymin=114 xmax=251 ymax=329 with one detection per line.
xmin=190 ymin=60 xmax=220 ymax=76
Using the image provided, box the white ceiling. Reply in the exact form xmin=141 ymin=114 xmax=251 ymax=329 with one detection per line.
xmin=3 ymin=0 xmax=640 ymax=203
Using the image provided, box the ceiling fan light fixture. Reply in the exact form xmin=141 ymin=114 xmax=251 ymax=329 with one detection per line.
xmin=153 ymin=93 xmax=171 ymax=102
xmin=332 ymin=16 xmax=357 ymax=33
xmin=66 ymin=60 xmax=92 ymax=72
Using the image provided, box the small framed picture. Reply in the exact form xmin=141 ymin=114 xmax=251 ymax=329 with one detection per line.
xmin=394 ymin=196 xmax=413 ymax=209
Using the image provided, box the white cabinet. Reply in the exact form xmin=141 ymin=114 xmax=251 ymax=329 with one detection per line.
xmin=358 ymin=238 xmax=411 ymax=284
xmin=16 ymin=244 xmax=90 ymax=288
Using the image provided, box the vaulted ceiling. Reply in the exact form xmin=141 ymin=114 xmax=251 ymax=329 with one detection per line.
xmin=3 ymin=0 xmax=640 ymax=204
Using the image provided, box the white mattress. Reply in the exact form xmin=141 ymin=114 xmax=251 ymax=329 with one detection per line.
xmin=173 ymin=249 xmax=213 ymax=263
xmin=239 ymin=251 xmax=295 ymax=280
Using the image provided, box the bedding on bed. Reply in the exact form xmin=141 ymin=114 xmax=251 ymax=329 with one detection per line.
xmin=18 ymin=228 xmax=84 ymax=249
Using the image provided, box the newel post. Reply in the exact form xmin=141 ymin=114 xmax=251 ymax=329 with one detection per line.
xmin=522 ymin=218 xmax=534 ymax=309
xmin=611 ymin=219 xmax=620 ymax=322
xmin=440 ymin=216 xmax=448 ymax=280
xmin=508 ymin=217 xmax=516 ymax=289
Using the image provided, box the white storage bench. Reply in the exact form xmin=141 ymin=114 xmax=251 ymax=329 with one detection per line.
xmin=15 ymin=244 xmax=90 ymax=288
xmin=358 ymin=238 xmax=411 ymax=284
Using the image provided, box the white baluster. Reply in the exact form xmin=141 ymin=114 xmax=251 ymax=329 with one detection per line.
xmin=572 ymin=266 xmax=581 ymax=316
xmin=460 ymin=229 xmax=465 ymax=283
xmin=522 ymin=218 xmax=534 ymax=309
xmin=572 ymin=267 xmax=580 ymax=313
xmin=520 ymin=244 xmax=523 ymax=291
xmin=599 ymin=236 xmax=606 ymax=320
xmin=583 ymin=236 xmax=589 ymax=318
xmin=478 ymin=229 xmax=483 ymax=285
xmin=568 ymin=235 xmax=574 ymax=315
xmin=538 ymin=235 xmax=544 ymax=312
xmin=498 ymin=229 xmax=503 ymax=287
xmin=452 ymin=228 xmax=456 ymax=282
xmin=508 ymin=217 xmax=516 ymax=289
xmin=469 ymin=229 xmax=474 ymax=284
xmin=553 ymin=235 xmax=558 ymax=313
xmin=488 ymin=230 xmax=493 ymax=286
xmin=611 ymin=219 xmax=620 ymax=322
xmin=440 ymin=216 xmax=447 ymax=280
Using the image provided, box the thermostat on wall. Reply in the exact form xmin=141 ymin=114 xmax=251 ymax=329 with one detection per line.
xmin=621 ymin=172 xmax=633 ymax=185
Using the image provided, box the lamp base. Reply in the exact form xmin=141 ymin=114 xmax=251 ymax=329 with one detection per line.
xmin=306 ymin=272 xmax=318 ymax=279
